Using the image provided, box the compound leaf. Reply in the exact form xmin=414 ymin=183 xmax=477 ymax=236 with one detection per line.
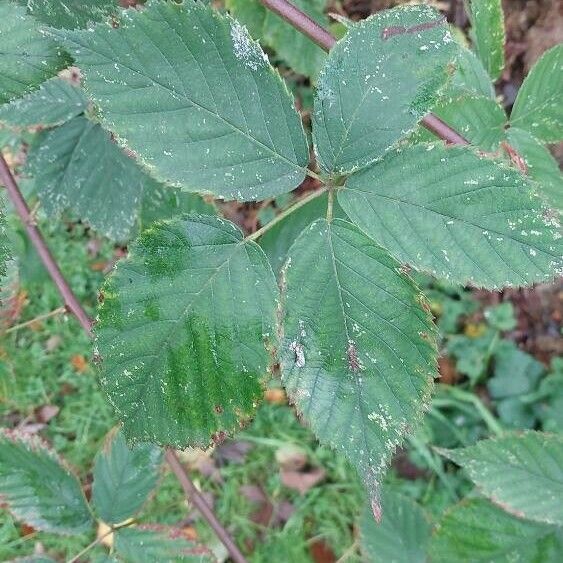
xmin=96 ymin=214 xmax=278 ymax=447
xmin=429 ymin=499 xmax=563 ymax=562
xmin=312 ymin=5 xmax=457 ymax=174
xmin=510 ymin=45 xmax=563 ymax=143
xmin=468 ymin=0 xmax=505 ymax=81
xmin=92 ymin=429 xmax=163 ymax=525
xmin=115 ymin=526 xmax=214 ymax=562
xmin=360 ymin=490 xmax=430 ymax=563
xmin=339 ymin=143 xmax=562 ymax=288
xmin=0 ymin=1 xmax=67 ymax=104
xmin=438 ymin=431 xmax=563 ymax=526
xmin=20 ymin=0 xmax=119 ymax=29
xmin=26 ymin=116 xmax=145 ymax=241
xmin=0 ymin=430 xmax=92 ymax=535
xmin=0 ymin=77 xmax=88 ymax=128
xmin=280 ymin=219 xmax=436 ymax=516
xmin=55 ymin=0 xmax=309 ymax=201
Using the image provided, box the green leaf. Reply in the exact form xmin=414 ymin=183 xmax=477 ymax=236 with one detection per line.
xmin=0 ymin=430 xmax=92 ymax=535
xmin=429 ymin=499 xmax=563 ymax=562
xmin=468 ymin=0 xmax=505 ymax=81
xmin=312 ymin=5 xmax=457 ymax=174
xmin=115 ymin=526 xmax=214 ymax=562
xmin=438 ymin=432 xmax=563 ymax=526
xmin=262 ymin=0 xmax=328 ymax=78
xmin=54 ymin=0 xmax=309 ymax=201
xmin=510 ymin=44 xmax=563 ymax=143
xmin=447 ymin=47 xmax=495 ymax=99
xmin=279 ymin=218 xmax=436 ymax=515
xmin=259 ymin=192 xmax=345 ymax=273
xmin=360 ymin=490 xmax=430 ymax=562
xmin=227 ymin=0 xmax=327 ymax=78
xmin=20 ymin=0 xmax=119 ymax=29
xmin=339 ymin=143 xmax=562 ymax=288
xmin=0 ymin=77 xmax=88 ymax=128
xmin=92 ymin=429 xmax=162 ymax=525
xmin=418 ymin=95 xmax=507 ymax=151
xmin=224 ymin=0 xmax=266 ymax=38
xmin=0 ymin=1 xmax=68 ymax=104
xmin=26 ymin=116 xmax=145 ymax=241
xmin=138 ymin=178 xmax=216 ymax=233
xmin=96 ymin=214 xmax=278 ymax=447
xmin=507 ymin=127 xmax=563 ymax=212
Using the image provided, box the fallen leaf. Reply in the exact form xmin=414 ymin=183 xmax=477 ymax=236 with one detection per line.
xmin=275 ymin=444 xmax=308 ymax=471
xmin=34 ymin=405 xmax=60 ymax=424
xmin=71 ymin=354 xmax=88 ymax=373
xmin=309 ymin=539 xmax=336 ymax=563
xmin=264 ymin=388 xmax=287 ymax=404
xmin=280 ymin=467 xmax=326 ymax=495
xmin=214 ymin=440 xmax=253 ymax=465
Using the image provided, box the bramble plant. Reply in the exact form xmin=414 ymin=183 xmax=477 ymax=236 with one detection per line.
xmin=0 ymin=0 xmax=562 ymax=561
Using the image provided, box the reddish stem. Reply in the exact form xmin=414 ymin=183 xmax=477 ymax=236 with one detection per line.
xmin=0 ymin=153 xmax=248 ymax=563
xmin=0 ymin=154 xmax=93 ymax=334
xmin=257 ymin=0 xmax=469 ymax=146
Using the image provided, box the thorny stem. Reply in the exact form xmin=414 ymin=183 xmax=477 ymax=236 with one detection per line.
xmin=165 ymin=450 xmax=248 ymax=563
xmin=257 ymin=0 xmax=469 ymax=146
xmin=246 ymin=186 xmax=328 ymax=241
xmin=0 ymin=154 xmax=249 ymax=563
xmin=0 ymin=155 xmax=94 ymax=335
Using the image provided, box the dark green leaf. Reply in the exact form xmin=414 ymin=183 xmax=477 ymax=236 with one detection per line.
xmin=54 ymin=0 xmax=309 ymax=201
xmin=280 ymin=218 xmax=436 ymax=515
xmin=439 ymin=432 xmax=563 ymax=525
xmin=92 ymin=429 xmax=162 ymax=524
xmin=312 ymin=5 xmax=457 ymax=174
xmin=26 ymin=116 xmax=145 ymax=241
xmin=138 ymin=179 xmax=216 ymax=235
xmin=417 ymin=95 xmax=507 ymax=151
xmin=0 ymin=2 xmax=68 ymax=104
xmin=115 ymin=526 xmax=214 ymax=562
xmin=430 ymin=499 xmax=563 ymax=562
xmin=468 ymin=0 xmax=505 ymax=81
xmin=507 ymin=127 xmax=563 ymax=212
xmin=0 ymin=430 xmax=92 ymax=535
xmin=447 ymin=47 xmax=495 ymax=99
xmin=21 ymin=0 xmax=119 ymax=29
xmin=510 ymin=45 xmax=563 ymax=143
xmin=259 ymin=191 xmax=345 ymax=273
xmin=0 ymin=77 xmax=88 ymax=128
xmin=96 ymin=214 xmax=278 ymax=447
xmin=360 ymin=490 xmax=430 ymax=562
xmin=227 ymin=0 xmax=328 ymax=78
xmin=339 ymin=143 xmax=562 ymax=288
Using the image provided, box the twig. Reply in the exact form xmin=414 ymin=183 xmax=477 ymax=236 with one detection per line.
xmin=165 ymin=450 xmax=248 ymax=563
xmin=257 ymin=0 xmax=469 ymax=146
xmin=0 ymin=154 xmax=248 ymax=563
xmin=0 ymin=155 xmax=93 ymax=335
xmin=4 ymin=306 xmax=66 ymax=334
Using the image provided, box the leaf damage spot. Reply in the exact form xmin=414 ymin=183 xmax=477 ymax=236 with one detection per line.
xmin=347 ymin=340 xmax=364 ymax=372
xmin=289 ymin=340 xmax=305 ymax=368
xmin=381 ymin=16 xmax=446 ymax=40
